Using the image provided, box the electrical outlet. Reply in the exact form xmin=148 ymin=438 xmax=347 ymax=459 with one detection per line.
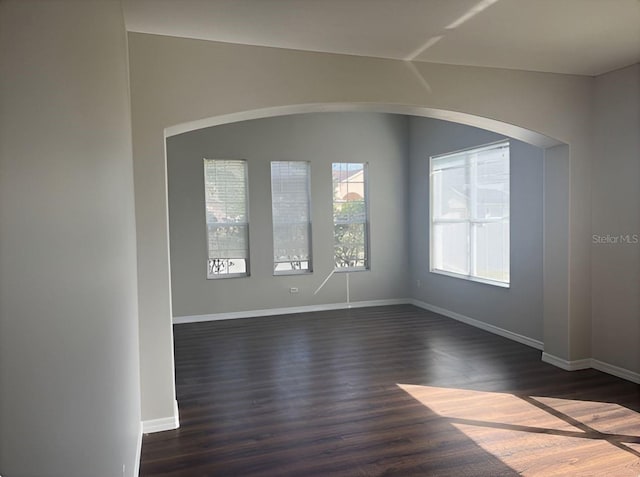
xmin=290 ymin=287 xmax=299 ymax=294
xmin=416 ymin=279 xmax=421 ymax=288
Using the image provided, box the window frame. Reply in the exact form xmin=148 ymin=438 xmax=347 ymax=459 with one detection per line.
xmin=429 ymin=140 xmax=510 ymax=288
xmin=203 ymin=158 xmax=250 ymax=279
xmin=332 ymin=162 xmax=370 ymax=272
xmin=270 ymin=160 xmax=313 ymax=276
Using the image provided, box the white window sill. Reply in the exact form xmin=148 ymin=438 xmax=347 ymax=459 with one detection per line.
xmin=430 ymin=268 xmax=510 ymax=289
xmin=334 ymin=267 xmax=369 ymax=273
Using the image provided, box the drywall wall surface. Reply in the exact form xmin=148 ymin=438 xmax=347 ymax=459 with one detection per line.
xmin=409 ymin=117 xmax=544 ymax=342
xmin=167 ymin=113 xmax=409 ymax=316
xmin=543 ymin=144 xmax=571 ymax=360
xmin=0 ymin=2 xmax=141 ymax=476
xmin=128 ymin=32 xmax=592 ymax=421
xmin=591 ymin=64 xmax=640 ymax=374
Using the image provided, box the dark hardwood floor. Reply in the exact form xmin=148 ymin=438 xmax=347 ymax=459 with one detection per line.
xmin=140 ymin=305 xmax=640 ymax=476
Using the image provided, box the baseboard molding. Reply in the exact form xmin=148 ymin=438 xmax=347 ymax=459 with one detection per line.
xmin=410 ymin=299 xmax=544 ymax=351
xmin=133 ymin=421 xmax=143 ymax=477
xmin=592 ymin=359 xmax=640 ymax=384
xmin=173 ymin=298 xmax=409 ymax=324
xmin=541 ymin=352 xmax=591 ymax=371
xmin=142 ymin=400 xmax=180 ymax=434
xmin=541 ymin=354 xmax=640 ymax=384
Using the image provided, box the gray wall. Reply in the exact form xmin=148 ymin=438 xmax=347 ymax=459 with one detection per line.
xmin=591 ymin=64 xmax=640 ymax=373
xmin=0 ymin=2 xmax=141 ymax=476
xmin=167 ymin=113 xmax=410 ymax=317
xmin=408 ymin=117 xmax=544 ymax=341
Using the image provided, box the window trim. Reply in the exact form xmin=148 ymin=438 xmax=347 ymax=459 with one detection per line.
xmin=332 ymin=162 xmax=370 ymax=272
xmin=203 ymin=158 xmax=250 ymax=279
xmin=270 ymin=160 xmax=313 ymax=276
xmin=429 ymin=140 xmax=510 ymax=288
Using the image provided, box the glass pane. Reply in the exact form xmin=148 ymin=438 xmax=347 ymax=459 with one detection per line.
xmin=332 ymin=162 xmax=368 ymax=270
xmin=333 ymin=163 xmax=365 ymax=201
xmin=204 ymin=159 xmax=249 ymax=277
xmin=334 ymin=223 xmax=366 ymax=269
xmin=274 ymin=261 xmax=310 ymax=273
xmin=207 ymin=258 xmax=247 ymax=278
xmin=204 ymin=159 xmax=247 ymax=223
xmin=432 ymin=222 xmax=469 ymax=275
xmin=431 ymin=141 xmax=510 ymax=286
xmin=273 ymin=223 xmax=310 ymax=261
xmin=473 ymin=221 xmax=510 ymax=283
xmin=432 ymin=163 xmax=469 ymax=220
xmin=271 ymin=161 xmax=311 ymax=273
xmin=207 ymin=224 xmax=248 ymax=259
xmin=333 ymin=200 xmax=366 ymax=224
xmin=473 ymin=145 xmax=509 ymax=220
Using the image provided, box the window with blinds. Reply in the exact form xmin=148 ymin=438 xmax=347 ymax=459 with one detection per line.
xmin=203 ymin=159 xmax=249 ymax=278
xmin=332 ymin=162 xmax=369 ymax=271
xmin=430 ymin=141 xmax=510 ymax=287
xmin=271 ymin=161 xmax=312 ymax=274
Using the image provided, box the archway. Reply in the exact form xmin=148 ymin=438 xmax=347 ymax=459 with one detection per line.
xmin=160 ymin=103 xmax=570 ymax=429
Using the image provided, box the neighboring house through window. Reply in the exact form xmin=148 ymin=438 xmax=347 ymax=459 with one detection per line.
xmin=332 ymin=162 xmax=369 ymax=270
xmin=430 ymin=141 xmax=510 ymax=287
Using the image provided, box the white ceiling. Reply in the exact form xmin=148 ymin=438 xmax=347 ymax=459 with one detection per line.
xmin=123 ymin=0 xmax=640 ymax=76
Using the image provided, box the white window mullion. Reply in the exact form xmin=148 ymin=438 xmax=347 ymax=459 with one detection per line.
xmin=469 ymin=154 xmax=478 ymax=277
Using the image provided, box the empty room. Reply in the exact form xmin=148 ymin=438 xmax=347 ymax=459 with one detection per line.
xmin=1 ymin=1 xmax=639 ymax=476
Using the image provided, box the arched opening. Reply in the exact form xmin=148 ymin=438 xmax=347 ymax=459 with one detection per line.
xmin=166 ymin=103 xmax=562 ymax=149
xmin=163 ymin=103 xmax=570 ymax=386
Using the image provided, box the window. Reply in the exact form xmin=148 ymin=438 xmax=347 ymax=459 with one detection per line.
xmin=430 ymin=141 xmax=510 ymax=287
xmin=332 ymin=162 xmax=369 ymax=270
xmin=271 ymin=161 xmax=312 ymax=274
xmin=203 ymin=159 xmax=249 ymax=278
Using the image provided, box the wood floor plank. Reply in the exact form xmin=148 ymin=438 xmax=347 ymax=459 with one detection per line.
xmin=141 ymin=305 xmax=640 ymax=476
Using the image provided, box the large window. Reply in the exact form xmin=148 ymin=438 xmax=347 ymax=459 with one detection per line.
xmin=332 ymin=162 xmax=369 ymax=270
xmin=430 ymin=141 xmax=510 ymax=287
xmin=203 ymin=159 xmax=249 ymax=278
xmin=271 ymin=161 xmax=312 ymax=274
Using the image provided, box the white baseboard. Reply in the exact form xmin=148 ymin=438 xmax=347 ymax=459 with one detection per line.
xmin=541 ymin=353 xmax=640 ymax=384
xmin=541 ymin=352 xmax=591 ymax=371
xmin=133 ymin=421 xmax=143 ymax=477
xmin=142 ymin=400 xmax=180 ymax=434
xmin=410 ymin=299 xmax=544 ymax=350
xmin=173 ymin=298 xmax=409 ymax=324
xmin=592 ymin=359 xmax=640 ymax=384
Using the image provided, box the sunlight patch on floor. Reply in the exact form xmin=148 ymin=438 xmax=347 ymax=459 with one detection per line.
xmin=398 ymin=384 xmax=640 ymax=476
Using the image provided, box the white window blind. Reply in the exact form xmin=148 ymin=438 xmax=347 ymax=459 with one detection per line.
xmin=271 ymin=161 xmax=312 ymax=274
xmin=430 ymin=141 xmax=510 ymax=286
xmin=332 ymin=162 xmax=369 ymax=270
xmin=203 ymin=159 xmax=249 ymax=278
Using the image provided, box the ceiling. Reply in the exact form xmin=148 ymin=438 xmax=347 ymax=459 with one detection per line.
xmin=123 ymin=0 xmax=640 ymax=76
